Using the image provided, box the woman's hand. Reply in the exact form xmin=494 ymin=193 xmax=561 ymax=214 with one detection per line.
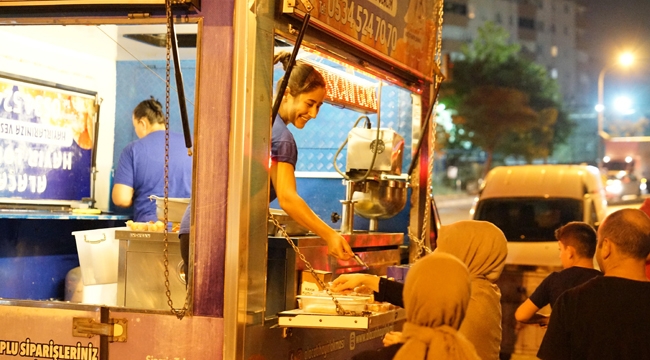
xmin=324 ymin=233 xmax=354 ymax=260
xmin=330 ymin=273 xmax=379 ymax=293
xmin=382 ymin=331 xmax=402 ymax=347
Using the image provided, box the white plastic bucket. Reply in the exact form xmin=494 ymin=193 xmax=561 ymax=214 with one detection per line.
xmin=72 ymin=227 xmax=125 ymax=285
xmin=149 ymin=195 xmax=190 ymax=223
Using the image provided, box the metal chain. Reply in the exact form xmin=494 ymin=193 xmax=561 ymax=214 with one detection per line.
xmin=408 ymin=0 xmax=444 ymax=260
xmin=268 ymin=213 xmax=368 ymax=316
xmin=163 ymin=0 xmax=189 ymax=319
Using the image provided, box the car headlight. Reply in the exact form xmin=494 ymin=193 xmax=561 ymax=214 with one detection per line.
xmin=606 ymin=180 xmax=623 ymax=195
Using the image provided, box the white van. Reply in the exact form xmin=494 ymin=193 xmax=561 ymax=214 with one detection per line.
xmin=471 ymin=164 xmax=607 ymax=267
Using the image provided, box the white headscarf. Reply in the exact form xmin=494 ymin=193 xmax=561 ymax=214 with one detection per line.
xmin=394 ymin=252 xmax=481 ymax=360
xmin=436 ymin=220 xmax=508 ymax=360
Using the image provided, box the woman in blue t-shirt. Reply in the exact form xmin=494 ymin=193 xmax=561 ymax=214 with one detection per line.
xmin=112 ymin=97 xmax=192 ymax=222
xmin=269 ymin=52 xmax=353 ymax=261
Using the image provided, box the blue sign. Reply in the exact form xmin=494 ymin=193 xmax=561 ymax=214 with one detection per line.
xmin=0 ymin=76 xmax=95 ymax=203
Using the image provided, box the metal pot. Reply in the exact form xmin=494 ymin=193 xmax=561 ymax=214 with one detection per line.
xmin=352 ymin=180 xmax=407 ymax=220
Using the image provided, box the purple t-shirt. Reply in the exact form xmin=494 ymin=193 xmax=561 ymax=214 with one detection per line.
xmin=269 ymin=117 xmax=298 ymax=202
xmin=114 ymin=131 xmax=192 ymax=222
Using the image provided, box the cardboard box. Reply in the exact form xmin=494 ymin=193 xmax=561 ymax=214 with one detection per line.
xmin=300 ymin=270 xmax=333 ymax=294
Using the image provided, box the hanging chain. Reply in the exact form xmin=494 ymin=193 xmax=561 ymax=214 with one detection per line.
xmin=268 ymin=213 xmax=368 ymax=316
xmin=163 ymin=0 xmax=190 ymax=319
xmin=408 ymin=0 xmax=444 ymax=260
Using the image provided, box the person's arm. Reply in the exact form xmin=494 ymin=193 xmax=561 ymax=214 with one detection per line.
xmin=376 ymin=277 xmax=404 ymax=307
xmin=271 ymin=161 xmax=353 ymax=260
xmin=112 ymin=183 xmax=134 ymax=208
xmin=515 ymin=299 xmax=548 ymax=325
xmin=112 ymin=145 xmax=135 ymax=208
xmin=537 ymin=293 xmax=572 ymax=360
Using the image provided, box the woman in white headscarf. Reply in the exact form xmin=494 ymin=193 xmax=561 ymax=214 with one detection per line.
xmin=435 ymin=220 xmax=508 ymax=360
xmin=333 ymin=220 xmax=508 ymax=360
xmin=352 ymin=252 xmax=481 ymax=360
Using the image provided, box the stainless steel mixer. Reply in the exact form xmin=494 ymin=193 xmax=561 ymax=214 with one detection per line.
xmin=338 ymin=126 xmax=408 ymax=232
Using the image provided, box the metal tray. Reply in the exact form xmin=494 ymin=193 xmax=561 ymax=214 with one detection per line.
xmin=277 ymin=308 xmax=405 ymax=330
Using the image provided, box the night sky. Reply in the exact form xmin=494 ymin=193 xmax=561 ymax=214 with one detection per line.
xmin=584 ymin=0 xmax=650 ymax=113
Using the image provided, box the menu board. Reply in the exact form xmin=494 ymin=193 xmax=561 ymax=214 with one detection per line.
xmin=0 ymin=75 xmax=96 ymax=204
xmin=294 ymin=0 xmax=441 ymax=79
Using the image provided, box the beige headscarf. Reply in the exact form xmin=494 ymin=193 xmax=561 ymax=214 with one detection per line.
xmin=394 ymin=252 xmax=481 ymax=360
xmin=436 ymin=220 xmax=508 ymax=360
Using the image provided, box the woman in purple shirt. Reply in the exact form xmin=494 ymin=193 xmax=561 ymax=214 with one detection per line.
xmin=269 ymin=52 xmax=353 ymax=261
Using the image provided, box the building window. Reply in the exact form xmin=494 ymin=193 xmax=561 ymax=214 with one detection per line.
xmin=496 ymin=12 xmax=502 ymax=24
xmin=519 ymin=17 xmax=535 ymax=30
xmin=551 ymin=46 xmax=558 ymax=57
xmin=551 ymin=68 xmax=558 ymax=79
xmin=443 ymin=2 xmax=468 ymax=16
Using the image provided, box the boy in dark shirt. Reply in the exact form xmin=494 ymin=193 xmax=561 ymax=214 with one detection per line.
xmin=514 ymin=222 xmax=602 ymax=326
xmin=537 ymin=209 xmax=650 ymax=360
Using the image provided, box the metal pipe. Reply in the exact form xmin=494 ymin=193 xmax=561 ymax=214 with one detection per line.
xmin=271 ymin=12 xmax=311 ymax=125
xmin=339 ymin=180 xmax=356 ymax=234
xmin=169 ymin=15 xmax=193 ymax=155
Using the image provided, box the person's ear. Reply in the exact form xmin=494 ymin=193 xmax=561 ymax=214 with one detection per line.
xmin=567 ymin=245 xmax=576 ymax=259
xmin=600 ymin=238 xmax=612 ymax=260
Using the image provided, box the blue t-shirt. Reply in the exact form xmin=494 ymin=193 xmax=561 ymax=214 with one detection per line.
xmin=179 ymin=203 xmax=191 ymax=235
xmin=269 ymin=117 xmax=298 ymax=202
xmin=114 ymin=131 xmax=192 ymax=222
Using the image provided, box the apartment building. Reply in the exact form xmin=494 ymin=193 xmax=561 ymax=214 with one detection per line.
xmin=442 ymin=0 xmax=590 ymax=109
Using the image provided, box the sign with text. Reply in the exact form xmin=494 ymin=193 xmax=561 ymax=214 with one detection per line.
xmin=0 ymin=76 xmax=95 ymax=203
xmin=313 ymin=64 xmax=378 ymax=113
xmin=295 ymin=0 xmax=441 ymax=79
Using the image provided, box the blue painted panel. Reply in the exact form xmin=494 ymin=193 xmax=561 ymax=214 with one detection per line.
xmin=271 ymin=177 xmax=410 ymax=241
xmin=273 ymin=61 xmax=414 ymax=174
xmin=0 ymin=254 xmax=78 ymax=300
xmin=0 ymin=218 xmax=123 ymax=300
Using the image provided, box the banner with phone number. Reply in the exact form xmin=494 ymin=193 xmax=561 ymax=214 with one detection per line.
xmin=0 ymin=76 xmax=95 ymax=202
xmin=297 ymin=0 xmax=440 ymax=78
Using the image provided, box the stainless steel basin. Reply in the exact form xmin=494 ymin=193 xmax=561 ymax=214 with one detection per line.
xmin=352 ymin=180 xmax=407 ymax=220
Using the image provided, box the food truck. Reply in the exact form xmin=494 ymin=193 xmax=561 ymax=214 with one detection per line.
xmin=0 ymin=0 xmax=443 ymax=358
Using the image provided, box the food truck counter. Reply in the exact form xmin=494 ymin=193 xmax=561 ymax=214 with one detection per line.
xmin=0 ymin=210 xmax=130 ymax=220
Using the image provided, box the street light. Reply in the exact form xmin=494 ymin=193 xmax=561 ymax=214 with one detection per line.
xmin=597 ymin=52 xmax=634 ymax=164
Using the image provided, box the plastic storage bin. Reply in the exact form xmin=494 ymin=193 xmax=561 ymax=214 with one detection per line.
xmin=72 ymin=227 xmax=125 ymax=285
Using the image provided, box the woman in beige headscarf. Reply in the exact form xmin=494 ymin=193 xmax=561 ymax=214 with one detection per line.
xmin=436 ymin=220 xmax=508 ymax=360
xmin=352 ymin=252 xmax=480 ymax=360
xmin=333 ymin=220 xmax=508 ymax=360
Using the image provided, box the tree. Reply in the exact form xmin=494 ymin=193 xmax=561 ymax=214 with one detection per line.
xmin=440 ymin=22 xmax=573 ymax=176
xmin=454 ymin=86 xmax=539 ymax=172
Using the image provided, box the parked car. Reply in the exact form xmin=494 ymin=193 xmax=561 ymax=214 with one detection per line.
xmin=471 ymin=164 xmax=607 ymax=267
xmin=604 ymin=171 xmax=642 ymax=203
